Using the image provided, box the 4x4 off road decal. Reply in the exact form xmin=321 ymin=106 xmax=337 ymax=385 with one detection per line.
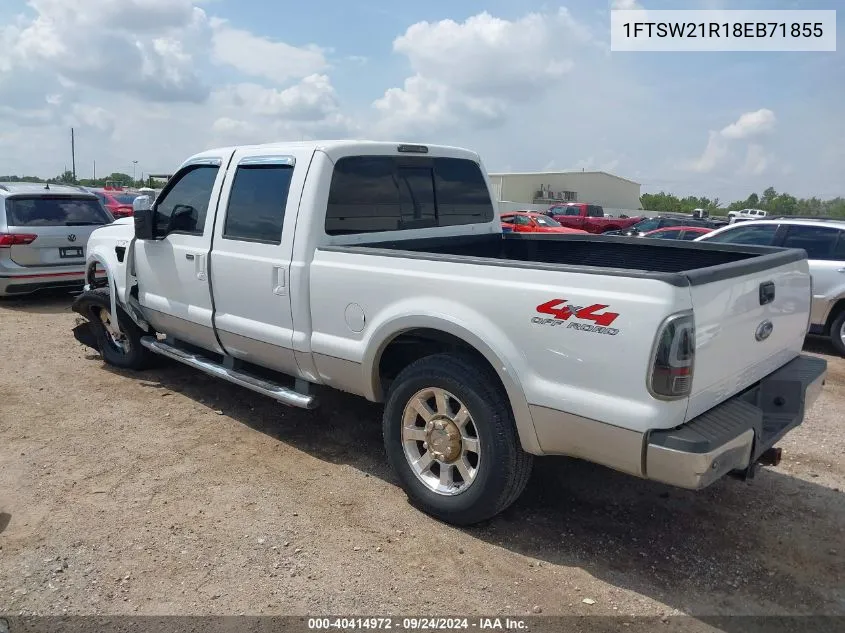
xmin=531 ymin=299 xmax=620 ymax=336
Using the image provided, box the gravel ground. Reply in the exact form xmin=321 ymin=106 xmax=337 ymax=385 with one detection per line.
xmin=0 ymin=292 xmax=843 ymax=624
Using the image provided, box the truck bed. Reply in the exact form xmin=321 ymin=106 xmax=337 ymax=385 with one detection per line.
xmin=322 ymin=232 xmax=804 ymax=287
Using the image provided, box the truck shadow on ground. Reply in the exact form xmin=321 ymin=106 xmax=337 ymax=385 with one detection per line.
xmin=0 ymin=290 xmax=78 ymax=315
xmin=104 ymin=355 xmax=845 ymax=621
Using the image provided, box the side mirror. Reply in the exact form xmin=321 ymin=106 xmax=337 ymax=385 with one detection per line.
xmin=134 ymin=206 xmax=155 ymax=240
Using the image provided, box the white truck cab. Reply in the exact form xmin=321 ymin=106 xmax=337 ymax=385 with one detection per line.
xmin=71 ymin=140 xmax=827 ymax=525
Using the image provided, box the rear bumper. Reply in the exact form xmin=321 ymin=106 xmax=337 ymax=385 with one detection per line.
xmin=0 ymin=268 xmax=89 ymax=296
xmin=645 ymin=354 xmax=827 ymax=489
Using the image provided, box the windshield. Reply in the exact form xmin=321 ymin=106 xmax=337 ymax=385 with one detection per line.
xmin=630 ymin=218 xmax=661 ymax=232
xmin=534 ymin=215 xmax=561 ymax=227
xmin=5 ymin=196 xmax=113 ymax=226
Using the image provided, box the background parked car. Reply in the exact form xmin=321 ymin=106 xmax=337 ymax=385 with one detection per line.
xmin=500 ymin=211 xmax=588 ymax=234
xmin=695 ymin=217 xmax=845 ymax=355
xmin=728 ymin=208 xmax=768 ymax=222
xmin=643 ymin=226 xmax=714 ymax=241
xmin=604 ymin=214 xmax=718 ymax=237
xmin=88 ymin=189 xmax=139 ymax=218
xmin=0 ymin=182 xmax=112 ymax=296
xmin=546 ymin=202 xmax=642 ymax=234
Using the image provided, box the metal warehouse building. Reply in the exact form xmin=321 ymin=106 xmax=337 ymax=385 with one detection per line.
xmin=487 ymin=171 xmax=643 ymax=211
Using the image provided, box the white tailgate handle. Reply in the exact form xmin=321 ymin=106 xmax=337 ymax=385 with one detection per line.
xmin=272 ymin=265 xmax=287 ymax=296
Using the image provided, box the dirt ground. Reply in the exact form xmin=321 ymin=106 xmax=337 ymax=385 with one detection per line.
xmin=1 ymin=291 xmax=843 ymax=624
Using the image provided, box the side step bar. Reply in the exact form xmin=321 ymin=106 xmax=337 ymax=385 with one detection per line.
xmin=140 ymin=337 xmax=317 ymax=409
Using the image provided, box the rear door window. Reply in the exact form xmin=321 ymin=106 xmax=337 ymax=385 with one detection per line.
xmin=5 ymin=196 xmax=113 ymax=226
xmin=325 ymin=155 xmax=494 ymax=235
xmin=587 ymin=205 xmax=604 ymax=217
xmin=705 ymin=224 xmax=779 ymax=245
xmin=781 ymin=225 xmax=844 ymax=260
xmin=223 ymin=164 xmax=294 ymax=243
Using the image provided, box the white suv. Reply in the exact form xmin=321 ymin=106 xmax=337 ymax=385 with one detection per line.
xmin=0 ymin=183 xmax=114 ymax=297
xmin=696 ymin=217 xmax=845 ymax=355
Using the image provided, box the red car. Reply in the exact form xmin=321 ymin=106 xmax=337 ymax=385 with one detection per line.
xmin=643 ymin=226 xmax=714 ymax=241
xmin=500 ymin=211 xmax=589 ymax=234
xmin=91 ymin=189 xmax=138 ymax=218
xmin=546 ymin=202 xmax=642 ymax=234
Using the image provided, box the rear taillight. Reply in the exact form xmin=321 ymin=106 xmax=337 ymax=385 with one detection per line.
xmin=0 ymin=233 xmax=38 ymax=248
xmin=806 ymin=275 xmax=814 ymax=335
xmin=649 ymin=311 xmax=695 ymax=399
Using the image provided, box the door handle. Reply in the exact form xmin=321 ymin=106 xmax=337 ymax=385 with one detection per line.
xmin=185 ymin=253 xmax=195 ymax=260
xmin=272 ymin=265 xmax=287 ymax=296
xmin=837 ymin=268 xmax=845 ymax=273
xmin=759 ymin=281 xmax=775 ymax=306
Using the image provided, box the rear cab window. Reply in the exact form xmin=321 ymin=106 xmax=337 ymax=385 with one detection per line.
xmin=4 ymin=196 xmax=113 ymax=226
xmin=325 ymin=156 xmax=494 ymax=235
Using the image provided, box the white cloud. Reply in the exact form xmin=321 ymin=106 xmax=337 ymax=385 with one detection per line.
xmin=741 ymin=144 xmax=770 ymax=176
xmin=373 ymin=9 xmax=593 ymax=136
xmin=687 ymin=131 xmax=729 ymax=173
xmin=66 ymin=104 xmax=117 ymax=135
xmin=217 ymin=75 xmax=341 ymax=120
xmin=611 ymin=0 xmax=644 ymax=9
xmin=210 ymin=19 xmax=328 ymax=84
xmin=6 ymin=0 xmax=211 ymax=102
xmin=373 ymin=75 xmax=507 ymax=137
xmin=720 ymin=108 xmax=776 ymax=139
xmin=686 ymin=109 xmax=776 ymax=173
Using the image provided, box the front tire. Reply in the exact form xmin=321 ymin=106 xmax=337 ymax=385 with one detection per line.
xmin=830 ymin=310 xmax=845 ymax=357
xmin=81 ymin=287 xmax=154 ymax=370
xmin=382 ymin=353 xmax=533 ymax=526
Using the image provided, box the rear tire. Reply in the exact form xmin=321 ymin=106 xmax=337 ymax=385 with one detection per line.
xmin=382 ymin=353 xmax=533 ymax=526
xmin=82 ymin=287 xmax=154 ymax=370
xmin=830 ymin=311 xmax=845 ymax=357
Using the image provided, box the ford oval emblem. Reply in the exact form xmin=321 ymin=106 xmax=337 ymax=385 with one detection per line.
xmin=755 ymin=320 xmax=774 ymax=342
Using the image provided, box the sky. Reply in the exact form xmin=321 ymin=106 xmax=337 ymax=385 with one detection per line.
xmin=0 ymin=0 xmax=843 ymax=202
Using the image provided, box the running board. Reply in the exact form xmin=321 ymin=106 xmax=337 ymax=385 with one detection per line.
xmin=140 ymin=337 xmax=317 ymax=409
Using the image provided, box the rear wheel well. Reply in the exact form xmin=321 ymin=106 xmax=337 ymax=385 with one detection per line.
xmin=377 ymin=328 xmax=506 ymax=400
xmin=823 ymin=299 xmax=845 ymax=335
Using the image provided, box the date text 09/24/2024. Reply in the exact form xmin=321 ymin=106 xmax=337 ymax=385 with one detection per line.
xmin=307 ymin=618 xmax=528 ymax=630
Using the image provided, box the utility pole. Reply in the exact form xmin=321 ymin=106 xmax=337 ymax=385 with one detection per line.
xmin=93 ymin=159 xmax=96 ymax=181
xmin=71 ymin=128 xmax=77 ymax=182
xmin=132 ymin=160 xmax=138 ymax=185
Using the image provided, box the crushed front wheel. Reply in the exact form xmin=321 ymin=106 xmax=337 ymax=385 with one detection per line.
xmin=71 ymin=287 xmax=155 ymax=370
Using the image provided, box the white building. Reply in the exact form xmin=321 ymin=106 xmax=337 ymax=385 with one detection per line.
xmin=487 ymin=170 xmax=643 ymax=211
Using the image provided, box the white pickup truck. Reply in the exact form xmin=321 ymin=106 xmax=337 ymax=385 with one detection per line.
xmin=71 ymin=140 xmax=827 ymax=526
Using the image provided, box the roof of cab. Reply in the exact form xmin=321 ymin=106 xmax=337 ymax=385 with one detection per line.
xmin=0 ymin=182 xmax=95 ymax=198
xmin=181 ymin=140 xmax=482 ymax=168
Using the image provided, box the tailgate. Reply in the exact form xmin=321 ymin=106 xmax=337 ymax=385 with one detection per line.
xmin=685 ymin=256 xmax=812 ymax=421
xmin=9 ymin=226 xmax=96 ymax=267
